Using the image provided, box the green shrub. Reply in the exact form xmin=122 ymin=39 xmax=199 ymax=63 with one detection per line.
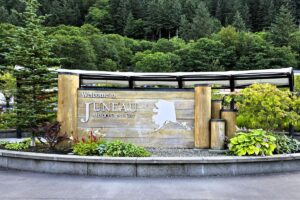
xmin=274 ymin=134 xmax=300 ymax=154
xmin=72 ymin=130 xmax=105 ymax=156
xmin=236 ymin=83 xmax=299 ymax=131
xmin=98 ymin=140 xmax=151 ymax=157
xmin=4 ymin=139 xmax=30 ymax=151
xmin=293 ymin=93 xmax=300 ymax=131
xmin=295 ymin=75 xmax=300 ymax=93
xmin=0 ymin=141 xmax=9 ymax=147
xmin=228 ymin=129 xmax=277 ymax=156
xmin=97 ymin=143 xmax=107 ymax=156
xmin=0 ymin=111 xmax=17 ymax=130
xmin=72 ymin=141 xmax=101 ymax=156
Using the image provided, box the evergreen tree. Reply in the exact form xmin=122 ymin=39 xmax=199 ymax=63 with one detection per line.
xmin=47 ymin=0 xmax=82 ymax=26
xmin=0 ymin=23 xmax=16 ymax=65
xmin=240 ymin=3 xmax=251 ymax=29
xmin=181 ymin=0 xmax=198 ymax=21
xmin=145 ymin=0 xmax=163 ymax=39
xmin=4 ymin=0 xmax=59 ymax=145
xmin=269 ymin=5 xmax=297 ymax=47
xmin=215 ymin=0 xmax=224 ymax=24
xmin=110 ymin=0 xmax=130 ymax=34
xmin=248 ymin=0 xmax=261 ymax=31
xmin=227 ymin=0 xmax=242 ymax=24
xmin=232 ymin=11 xmax=247 ymax=31
xmin=0 ymin=6 xmax=10 ymax=23
xmin=179 ymin=15 xmax=192 ymax=41
xmin=263 ymin=0 xmax=276 ymax=29
xmin=181 ymin=2 xmax=221 ymax=40
xmin=124 ymin=12 xmax=144 ymax=38
xmin=159 ymin=0 xmax=182 ymax=38
xmin=85 ymin=0 xmax=114 ymax=33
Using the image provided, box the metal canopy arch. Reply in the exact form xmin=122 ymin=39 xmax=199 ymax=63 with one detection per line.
xmin=57 ymin=67 xmax=295 ymax=92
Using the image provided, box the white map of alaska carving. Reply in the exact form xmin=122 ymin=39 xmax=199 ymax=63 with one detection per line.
xmin=152 ymin=100 xmax=177 ymax=130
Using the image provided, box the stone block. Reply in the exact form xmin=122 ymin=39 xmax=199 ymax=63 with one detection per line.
xmin=7 ymin=157 xmax=88 ymax=175
xmin=0 ymin=157 xmax=7 ymax=168
xmin=137 ymin=164 xmax=187 ymax=177
xmin=87 ymin=163 xmax=136 ymax=177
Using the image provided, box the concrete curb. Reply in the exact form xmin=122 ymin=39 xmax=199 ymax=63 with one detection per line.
xmin=1 ymin=149 xmax=300 ymax=177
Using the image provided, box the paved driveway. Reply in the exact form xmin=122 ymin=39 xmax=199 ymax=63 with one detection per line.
xmin=0 ymin=168 xmax=299 ymax=200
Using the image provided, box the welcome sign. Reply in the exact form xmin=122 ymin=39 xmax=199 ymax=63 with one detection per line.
xmin=77 ymin=90 xmax=195 ymax=148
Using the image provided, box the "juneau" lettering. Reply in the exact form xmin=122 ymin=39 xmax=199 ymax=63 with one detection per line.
xmin=80 ymin=102 xmax=137 ymax=123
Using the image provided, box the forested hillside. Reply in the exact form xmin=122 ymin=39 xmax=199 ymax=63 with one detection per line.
xmin=1 ymin=0 xmax=299 ymax=39
xmin=0 ymin=0 xmax=299 ymax=71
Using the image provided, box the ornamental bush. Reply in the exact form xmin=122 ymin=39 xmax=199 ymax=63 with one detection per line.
xmin=295 ymin=76 xmax=300 ymax=93
xmin=236 ymin=83 xmax=299 ymax=131
xmin=72 ymin=134 xmax=151 ymax=157
xmin=4 ymin=139 xmax=31 ymax=151
xmin=99 ymin=140 xmax=151 ymax=157
xmin=228 ymin=129 xmax=277 ymax=156
xmin=72 ymin=141 xmax=101 ymax=156
xmin=72 ymin=131 xmax=104 ymax=156
xmin=0 ymin=111 xmax=16 ymax=130
xmin=274 ymin=134 xmax=300 ymax=154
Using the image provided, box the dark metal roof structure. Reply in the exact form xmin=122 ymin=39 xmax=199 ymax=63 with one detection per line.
xmin=57 ymin=68 xmax=294 ymax=91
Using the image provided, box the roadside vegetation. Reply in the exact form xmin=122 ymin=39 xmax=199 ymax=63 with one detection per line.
xmin=0 ymin=0 xmax=299 ymax=157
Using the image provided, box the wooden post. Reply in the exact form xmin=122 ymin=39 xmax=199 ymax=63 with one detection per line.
xmin=194 ymin=84 xmax=211 ymax=148
xmin=210 ymin=119 xmax=226 ymax=150
xmin=221 ymin=109 xmax=237 ymax=139
xmin=211 ymin=100 xmax=222 ymax=119
xmin=57 ymin=74 xmax=79 ymax=139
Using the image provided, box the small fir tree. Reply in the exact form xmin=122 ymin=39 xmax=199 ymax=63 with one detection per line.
xmin=269 ymin=5 xmax=296 ymax=47
xmin=180 ymin=2 xmax=221 ymax=41
xmin=232 ymin=11 xmax=247 ymax=31
xmin=124 ymin=12 xmax=144 ymax=38
xmin=4 ymin=0 xmax=59 ymax=146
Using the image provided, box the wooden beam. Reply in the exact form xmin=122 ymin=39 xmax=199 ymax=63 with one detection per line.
xmin=211 ymin=100 xmax=222 ymax=119
xmin=221 ymin=110 xmax=237 ymax=140
xmin=194 ymin=85 xmax=211 ymax=148
xmin=57 ymin=74 xmax=79 ymax=139
xmin=210 ymin=119 xmax=225 ymax=150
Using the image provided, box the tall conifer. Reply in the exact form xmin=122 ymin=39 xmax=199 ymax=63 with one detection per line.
xmin=4 ymin=0 xmax=59 ymax=145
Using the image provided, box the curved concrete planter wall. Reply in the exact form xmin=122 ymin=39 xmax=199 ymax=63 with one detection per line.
xmin=1 ymin=149 xmax=300 ymax=177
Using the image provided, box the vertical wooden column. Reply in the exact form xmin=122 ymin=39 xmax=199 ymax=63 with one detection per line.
xmin=221 ymin=109 xmax=237 ymax=139
xmin=211 ymin=100 xmax=222 ymax=119
xmin=57 ymin=74 xmax=79 ymax=138
xmin=210 ymin=119 xmax=226 ymax=150
xmin=194 ymin=84 xmax=211 ymax=148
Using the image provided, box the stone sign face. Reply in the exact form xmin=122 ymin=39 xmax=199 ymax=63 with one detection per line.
xmin=77 ymin=90 xmax=195 ymax=148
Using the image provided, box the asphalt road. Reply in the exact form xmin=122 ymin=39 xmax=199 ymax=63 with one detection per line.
xmin=0 ymin=168 xmax=299 ymax=200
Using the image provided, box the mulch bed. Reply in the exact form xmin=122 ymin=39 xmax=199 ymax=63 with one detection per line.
xmin=0 ymin=142 xmax=227 ymax=157
xmin=147 ymin=148 xmax=226 ymax=157
xmin=0 ymin=144 xmax=71 ymax=155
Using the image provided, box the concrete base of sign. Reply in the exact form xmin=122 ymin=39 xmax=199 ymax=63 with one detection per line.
xmin=1 ymin=149 xmax=300 ymax=177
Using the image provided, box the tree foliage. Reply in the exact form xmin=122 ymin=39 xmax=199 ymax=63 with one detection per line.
xmin=133 ymin=51 xmax=180 ymax=72
xmin=269 ymin=5 xmax=297 ymax=47
xmin=0 ymin=1 xmax=299 ymax=73
xmin=229 ymin=129 xmax=277 ymax=156
xmin=1 ymin=0 xmax=299 ymax=39
xmin=4 ymin=0 xmax=59 ymax=133
xmin=236 ymin=84 xmax=300 ymax=131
